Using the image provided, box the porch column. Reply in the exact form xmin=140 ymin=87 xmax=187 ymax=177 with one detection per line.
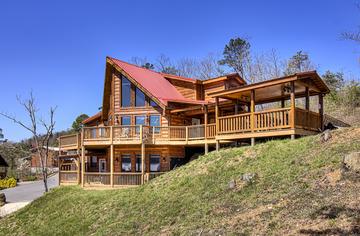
xmin=81 ymin=129 xmax=85 ymax=187
xmin=110 ymin=126 xmax=114 ymax=187
xmin=81 ymin=146 xmax=85 ymax=187
xmin=305 ymin=87 xmax=310 ymax=111
xmin=319 ymin=94 xmax=324 ymax=130
xmin=290 ymin=81 xmax=296 ymax=140
xmin=141 ymin=142 xmax=145 ymax=184
xmin=204 ymin=105 xmax=209 ymax=154
xmin=215 ymin=97 xmax=220 ymax=152
xmin=110 ymin=145 xmax=114 ymax=187
xmin=250 ymin=89 xmax=255 ymax=146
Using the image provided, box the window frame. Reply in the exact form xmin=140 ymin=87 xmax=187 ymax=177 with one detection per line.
xmin=121 ymin=154 xmax=132 ymax=172
xmin=149 ymin=115 xmax=161 ymax=133
xmin=121 ymin=76 xmax=132 ymax=107
xmin=149 ymin=154 xmax=161 ymax=172
xmin=135 ymin=87 xmax=146 ymax=107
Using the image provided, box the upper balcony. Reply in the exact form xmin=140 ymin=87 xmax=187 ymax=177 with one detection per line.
xmin=58 ymin=106 xmax=322 ymax=150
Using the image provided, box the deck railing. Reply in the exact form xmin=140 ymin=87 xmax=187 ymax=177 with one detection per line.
xmin=295 ymin=108 xmax=321 ymax=131
xmin=59 ymin=171 xmax=78 ymax=183
xmin=254 ymin=108 xmax=291 ymax=131
xmin=59 ymin=107 xmax=322 ymax=149
xmin=59 ymin=134 xmax=80 ymax=149
xmin=84 ymin=172 xmax=111 ymax=185
xmin=113 ymin=173 xmax=142 ymax=185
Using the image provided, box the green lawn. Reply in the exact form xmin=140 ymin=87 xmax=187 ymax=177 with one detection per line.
xmin=1 ymin=128 xmax=360 ymax=235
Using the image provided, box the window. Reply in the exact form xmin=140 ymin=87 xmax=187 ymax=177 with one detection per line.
xmin=90 ymin=156 xmax=97 ymax=168
xmin=121 ymin=76 xmax=131 ymax=107
xmin=150 ymin=99 xmax=158 ymax=107
xmin=121 ymin=155 xmax=131 ymax=172
xmin=135 ymin=116 xmax=146 ymax=133
xmin=135 ymin=155 xmax=142 ymax=172
xmin=149 ymin=115 xmax=160 ymax=133
xmin=135 ymin=88 xmax=146 ymax=107
xmin=150 ymin=154 xmax=161 ymax=172
xmin=121 ymin=116 xmax=131 ymax=126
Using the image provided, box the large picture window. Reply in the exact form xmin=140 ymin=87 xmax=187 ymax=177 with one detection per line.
xmin=121 ymin=155 xmax=131 ymax=172
xmin=135 ymin=88 xmax=146 ymax=107
xmin=150 ymin=154 xmax=161 ymax=172
xmin=121 ymin=76 xmax=131 ymax=107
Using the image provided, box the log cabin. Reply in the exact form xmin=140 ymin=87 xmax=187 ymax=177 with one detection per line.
xmin=58 ymin=56 xmax=330 ymax=187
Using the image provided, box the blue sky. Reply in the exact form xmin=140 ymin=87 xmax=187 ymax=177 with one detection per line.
xmin=0 ymin=0 xmax=359 ymax=141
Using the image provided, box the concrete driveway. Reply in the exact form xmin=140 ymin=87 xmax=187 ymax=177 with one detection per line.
xmin=0 ymin=173 xmax=59 ymax=217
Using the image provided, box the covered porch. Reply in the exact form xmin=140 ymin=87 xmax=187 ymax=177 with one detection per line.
xmin=209 ymin=71 xmax=330 ymax=144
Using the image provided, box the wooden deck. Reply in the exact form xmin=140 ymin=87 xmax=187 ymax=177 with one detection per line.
xmin=59 ymin=107 xmax=321 ymax=150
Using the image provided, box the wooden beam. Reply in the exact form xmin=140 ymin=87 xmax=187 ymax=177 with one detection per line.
xmin=319 ymin=94 xmax=324 ymax=130
xmin=110 ymin=144 xmax=114 ymax=187
xmin=290 ymin=81 xmax=296 ymax=129
xmin=250 ymin=90 xmax=255 ymax=132
xmin=305 ymin=87 xmax=310 ymax=111
xmin=141 ymin=142 xmax=145 ymax=184
xmin=215 ymin=97 xmax=219 ymax=134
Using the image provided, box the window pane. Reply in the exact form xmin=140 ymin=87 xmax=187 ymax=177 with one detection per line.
xmin=135 ymin=116 xmax=146 ymax=125
xmin=150 ymin=154 xmax=160 ymax=172
xmin=135 ymin=155 xmax=141 ymax=172
xmin=121 ymin=116 xmax=131 ymax=125
xmin=121 ymin=76 xmax=131 ymax=107
xmin=150 ymin=115 xmax=160 ymax=133
xmin=121 ymin=155 xmax=131 ymax=172
xmin=135 ymin=116 xmax=146 ymax=133
xmin=135 ymin=88 xmax=146 ymax=107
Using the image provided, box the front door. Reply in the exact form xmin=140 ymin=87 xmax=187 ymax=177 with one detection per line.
xmin=99 ymin=159 xmax=106 ymax=172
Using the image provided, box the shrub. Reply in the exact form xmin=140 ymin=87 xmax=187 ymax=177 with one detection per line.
xmin=23 ymin=175 xmax=38 ymax=181
xmin=0 ymin=177 xmax=17 ymax=189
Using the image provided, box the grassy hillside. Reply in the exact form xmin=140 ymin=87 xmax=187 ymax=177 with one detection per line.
xmin=1 ymin=128 xmax=360 ymax=235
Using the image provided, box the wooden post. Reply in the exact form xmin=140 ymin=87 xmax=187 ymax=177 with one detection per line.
xmin=290 ymin=81 xmax=296 ymax=140
xmin=290 ymin=81 xmax=295 ymax=129
xmin=319 ymin=93 xmax=324 ymax=131
xmin=281 ymin=99 xmax=285 ymax=108
xmin=204 ymin=105 xmax=209 ymax=154
xmin=250 ymin=90 xmax=255 ymax=132
xmin=305 ymin=87 xmax=310 ymax=111
xmin=141 ymin=142 xmax=145 ymax=184
xmin=215 ymin=97 xmax=219 ymax=135
xmin=110 ymin=144 xmax=114 ymax=187
xmin=216 ymin=140 xmax=220 ymax=152
xmin=81 ymin=146 xmax=85 ymax=188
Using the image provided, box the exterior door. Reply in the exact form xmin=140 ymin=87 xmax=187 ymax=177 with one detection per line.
xmin=99 ymin=159 xmax=106 ymax=172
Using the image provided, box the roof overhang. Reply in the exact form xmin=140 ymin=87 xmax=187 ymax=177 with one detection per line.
xmin=208 ymin=71 xmax=330 ymax=104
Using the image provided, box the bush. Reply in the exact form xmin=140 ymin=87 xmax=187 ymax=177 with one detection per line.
xmin=0 ymin=177 xmax=17 ymax=189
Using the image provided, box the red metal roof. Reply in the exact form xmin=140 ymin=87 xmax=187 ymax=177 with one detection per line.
xmin=108 ymin=57 xmax=205 ymax=106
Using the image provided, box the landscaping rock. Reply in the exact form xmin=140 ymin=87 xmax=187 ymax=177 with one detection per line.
xmin=0 ymin=193 xmax=6 ymax=207
xmin=343 ymin=152 xmax=360 ymax=172
xmin=228 ymin=179 xmax=236 ymax=189
xmin=241 ymin=173 xmax=257 ymax=183
xmin=320 ymin=129 xmax=332 ymax=143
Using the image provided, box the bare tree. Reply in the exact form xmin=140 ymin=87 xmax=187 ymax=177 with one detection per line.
xmin=176 ymin=58 xmax=200 ymax=78
xmin=198 ymin=53 xmax=225 ymax=80
xmin=0 ymin=92 xmax=56 ymax=192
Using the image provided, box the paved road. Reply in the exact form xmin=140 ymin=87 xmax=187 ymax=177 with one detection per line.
xmin=0 ymin=174 xmax=59 ymax=217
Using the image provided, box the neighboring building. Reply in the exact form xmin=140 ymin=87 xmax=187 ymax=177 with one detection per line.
xmin=0 ymin=155 xmax=9 ymax=179
xmin=58 ymin=56 xmax=330 ymax=188
xmin=30 ymin=147 xmax=59 ymax=173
